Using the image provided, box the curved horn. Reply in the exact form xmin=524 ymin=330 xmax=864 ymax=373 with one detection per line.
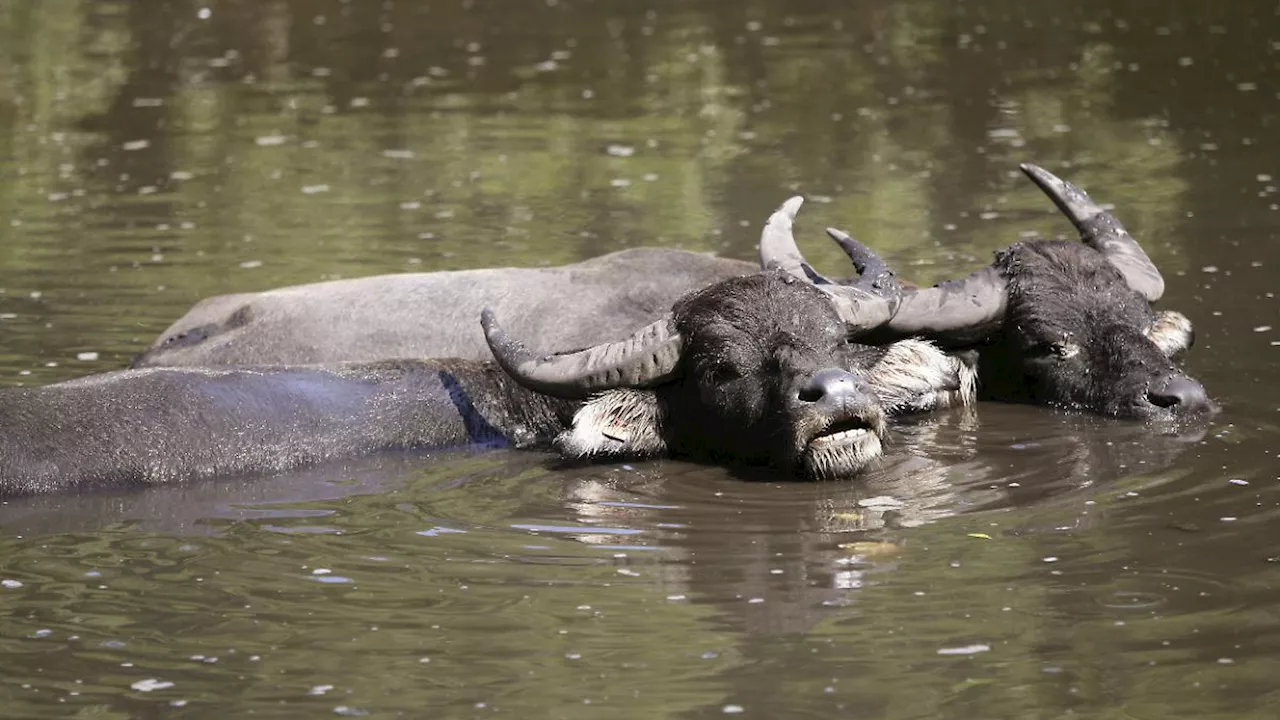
xmin=825 ymin=227 xmax=903 ymax=295
xmin=1020 ymin=163 xmax=1164 ymax=302
xmin=482 ymin=309 xmax=683 ymax=399
xmin=888 ymin=267 xmax=1009 ymax=342
xmin=822 ymin=228 xmax=1007 ymax=342
xmin=758 ymin=197 xmax=899 ymax=332
xmin=759 ymin=196 xmax=835 ymax=284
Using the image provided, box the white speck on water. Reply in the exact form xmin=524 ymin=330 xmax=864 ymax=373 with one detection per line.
xmin=2 ymin=579 xmax=23 ymax=589
xmin=1238 ymin=82 xmax=1257 ymax=92
xmin=382 ymin=149 xmax=414 ymax=160
xmin=979 ymin=211 xmax=1000 ymax=220
xmin=1259 ymin=174 xmax=1273 ymax=182
xmin=1179 ymin=56 xmax=1193 ymax=67
xmin=1201 ymin=265 xmax=1219 ymax=273
xmin=565 ymin=652 xmax=581 ymax=660
xmin=642 ymin=173 xmax=659 ymax=182
xmin=616 ymin=568 xmax=639 ymax=577
xmin=1221 ymin=517 xmax=1238 ymax=522
xmin=1229 ymin=478 xmax=1249 ymax=485
xmin=309 ymin=685 xmax=334 ymax=696
xmin=610 ymin=178 xmax=631 ymax=188
xmin=239 ymin=260 xmax=263 ymax=269
xmin=302 ymin=184 xmax=330 ymax=195
xmin=937 ymin=644 xmax=990 ymax=655
xmin=255 ymin=135 xmax=286 ymax=147
xmin=605 ymin=144 xmax=635 ymax=157
xmin=858 ymin=495 xmax=903 ymax=510
xmin=1043 ymin=556 xmax=1059 ymax=563
xmin=723 ymin=705 xmax=745 ymax=714
xmin=132 ymin=97 xmax=164 ymax=107
xmin=312 ymin=568 xmax=332 ymax=575
xmin=122 ymin=140 xmax=150 ymax=151
xmin=314 ymin=575 xmax=354 ymax=584
xmin=666 ymin=594 xmax=687 ymax=601
xmin=350 ymin=97 xmax=371 ymax=108
xmin=748 ymin=597 xmax=764 ymax=604
xmin=171 ymin=170 xmax=194 ymax=181
xmin=131 ymin=679 xmax=174 ymax=692
xmin=76 ymin=352 xmax=99 ymax=361
xmin=1254 ymin=326 xmax=1271 ymax=332
xmin=197 ymin=7 xmax=211 ymax=20
xmin=334 ymin=706 xmax=368 ymax=717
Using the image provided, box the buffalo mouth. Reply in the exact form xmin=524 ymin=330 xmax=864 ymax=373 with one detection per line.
xmin=798 ymin=409 xmax=888 ymax=480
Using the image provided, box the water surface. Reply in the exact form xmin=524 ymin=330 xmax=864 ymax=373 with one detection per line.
xmin=1 ymin=0 xmax=1278 ymax=717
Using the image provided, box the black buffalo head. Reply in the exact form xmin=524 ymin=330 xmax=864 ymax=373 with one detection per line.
xmin=761 ymin=164 xmax=1211 ymax=421
xmin=482 ymin=200 xmax=974 ymax=479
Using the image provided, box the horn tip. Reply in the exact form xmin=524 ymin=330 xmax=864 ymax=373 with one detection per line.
xmin=1018 ymin=162 xmax=1058 ymax=188
xmin=780 ymin=195 xmax=804 ymax=218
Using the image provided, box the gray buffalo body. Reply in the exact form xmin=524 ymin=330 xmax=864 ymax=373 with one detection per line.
xmin=133 ymin=248 xmax=754 ymax=368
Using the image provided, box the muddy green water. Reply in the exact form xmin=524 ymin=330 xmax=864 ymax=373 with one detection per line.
xmin=1 ymin=0 xmax=1278 ymax=717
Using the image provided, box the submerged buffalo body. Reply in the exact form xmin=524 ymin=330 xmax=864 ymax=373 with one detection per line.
xmin=761 ymin=164 xmax=1210 ymax=420
xmin=0 ymin=204 xmax=974 ymax=496
xmin=133 ymin=248 xmax=753 ymax=368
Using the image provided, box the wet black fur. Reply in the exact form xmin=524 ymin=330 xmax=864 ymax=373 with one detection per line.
xmin=653 ymin=272 xmax=882 ymax=469
xmin=977 ymin=240 xmax=1193 ymax=418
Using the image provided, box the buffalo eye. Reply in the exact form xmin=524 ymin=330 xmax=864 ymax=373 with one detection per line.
xmin=1027 ymin=341 xmax=1080 ymax=362
xmin=701 ymin=361 xmax=742 ymax=385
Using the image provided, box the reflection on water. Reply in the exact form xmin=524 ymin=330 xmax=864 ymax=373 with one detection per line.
xmin=1 ymin=0 xmax=1279 ymax=717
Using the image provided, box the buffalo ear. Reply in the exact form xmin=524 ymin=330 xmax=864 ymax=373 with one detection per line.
xmin=555 ymin=389 xmax=668 ymax=459
xmin=1146 ymin=310 xmax=1194 ymax=359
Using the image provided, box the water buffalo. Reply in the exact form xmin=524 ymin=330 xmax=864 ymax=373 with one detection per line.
xmin=132 ymin=248 xmax=753 ymax=368
xmin=0 ymin=203 xmax=973 ymax=496
xmin=760 ymin=164 xmax=1210 ymax=420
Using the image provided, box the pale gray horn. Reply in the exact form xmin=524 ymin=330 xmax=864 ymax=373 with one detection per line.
xmin=1020 ymin=163 xmax=1165 ymax=302
xmin=482 ymin=309 xmax=683 ymax=399
xmin=824 ymin=228 xmax=1008 ymax=343
xmin=758 ymin=196 xmax=901 ymax=332
xmin=759 ymin=196 xmax=837 ymax=284
xmin=887 ymin=266 xmax=1009 ymax=343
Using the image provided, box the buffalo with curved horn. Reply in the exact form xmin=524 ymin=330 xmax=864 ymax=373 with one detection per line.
xmin=0 ymin=200 xmax=973 ymax=496
xmin=761 ymin=164 xmax=1211 ymax=420
xmin=481 ymin=198 xmax=975 ymax=479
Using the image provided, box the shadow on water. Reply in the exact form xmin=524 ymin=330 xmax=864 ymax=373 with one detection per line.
xmin=0 ymin=0 xmax=1278 ymax=717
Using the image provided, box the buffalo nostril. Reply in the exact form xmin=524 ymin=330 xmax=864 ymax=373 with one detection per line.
xmin=1147 ymin=375 xmax=1210 ymax=411
xmin=798 ymin=368 xmax=864 ymax=405
xmin=797 ymin=385 xmax=824 ymax=403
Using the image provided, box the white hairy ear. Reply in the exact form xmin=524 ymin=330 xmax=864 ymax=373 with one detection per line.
xmin=1146 ymin=310 xmax=1194 ymax=358
xmin=863 ymin=339 xmax=977 ymax=414
xmin=555 ymin=389 xmax=668 ymax=459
